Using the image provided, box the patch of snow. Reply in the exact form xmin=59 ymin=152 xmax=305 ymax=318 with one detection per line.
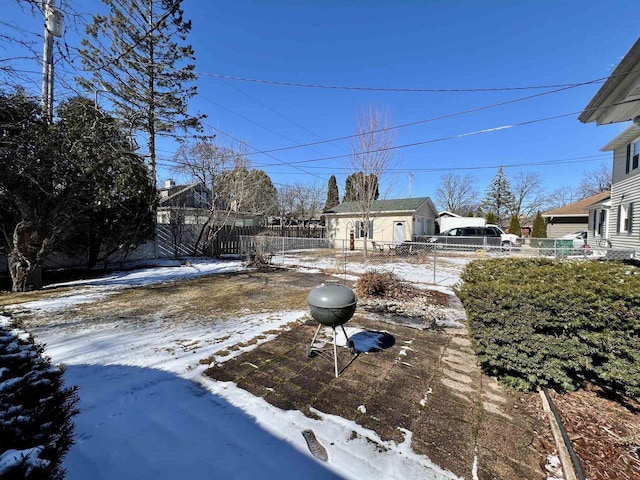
xmin=3 ymin=255 xmax=470 ymax=479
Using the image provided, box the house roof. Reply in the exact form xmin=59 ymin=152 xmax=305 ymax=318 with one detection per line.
xmin=437 ymin=210 xmax=460 ymax=218
xmin=324 ymin=197 xmax=433 ymax=215
xmin=541 ymin=191 xmax=611 ymax=217
xmin=158 ymin=183 xmax=204 ymax=205
xmin=579 ymin=37 xmax=640 ymax=125
xmin=600 ymin=124 xmax=640 ymax=151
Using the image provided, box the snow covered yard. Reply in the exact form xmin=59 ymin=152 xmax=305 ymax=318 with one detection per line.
xmin=3 ymin=256 xmax=476 ymax=479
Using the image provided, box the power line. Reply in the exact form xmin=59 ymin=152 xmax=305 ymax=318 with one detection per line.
xmin=242 ymin=79 xmax=604 ymax=157
xmin=202 ymin=72 xmax=605 ymax=93
xmin=250 ymin=98 xmax=640 ymax=169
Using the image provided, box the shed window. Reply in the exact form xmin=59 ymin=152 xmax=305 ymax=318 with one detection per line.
xmin=355 ymin=220 xmax=374 ymax=239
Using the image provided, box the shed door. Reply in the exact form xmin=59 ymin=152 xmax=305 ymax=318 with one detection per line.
xmin=393 ymin=221 xmax=406 ymax=243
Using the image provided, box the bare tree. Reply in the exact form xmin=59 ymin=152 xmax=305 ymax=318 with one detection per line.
xmin=276 ymin=182 xmax=325 ymax=227
xmin=435 ymin=173 xmax=478 ymax=214
xmin=511 ymin=171 xmax=546 ymax=222
xmin=577 ymin=163 xmax=612 ymax=197
xmin=172 ymin=140 xmax=240 ymax=255
xmin=347 ymin=106 xmax=396 ymax=256
xmin=546 ymin=186 xmax=580 ymax=210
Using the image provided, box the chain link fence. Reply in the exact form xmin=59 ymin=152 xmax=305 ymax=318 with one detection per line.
xmin=239 ymin=234 xmax=638 ymax=285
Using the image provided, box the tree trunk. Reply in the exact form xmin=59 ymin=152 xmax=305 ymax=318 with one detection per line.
xmin=8 ymin=221 xmax=45 ymax=292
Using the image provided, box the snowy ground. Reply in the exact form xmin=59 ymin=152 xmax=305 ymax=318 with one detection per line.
xmin=4 ymin=256 xmax=471 ymax=480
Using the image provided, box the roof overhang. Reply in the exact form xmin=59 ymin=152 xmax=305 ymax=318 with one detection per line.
xmin=579 ymin=38 xmax=640 ymax=125
xmin=541 ymin=213 xmax=588 ymax=218
xmin=323 ymin=209 xmax=417 ymax=216
xmin=600 ymin=124 xmax=640 ymax=151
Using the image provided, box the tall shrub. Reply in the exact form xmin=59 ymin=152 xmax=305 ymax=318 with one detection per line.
xmin=508 ymin=215 xmax=521 ymax=236
xmin=531 ymin=211 xmax=546 ymax=238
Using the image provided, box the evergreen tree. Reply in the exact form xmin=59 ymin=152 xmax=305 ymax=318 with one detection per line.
xmin=343 ymin=175 xmax=356 ymax=202
xmin=343 ymin=172 xmax=379 ymax=203
xmin=77 ymin=0 xmax=204 ymax=188
xmin=0 ymin=315 xmax=79 ymax=479
xmin=324 ymin=175 xmax=340 ymax=211
xmin=0 ymin=91 xmax=154 ymax=291
xmin=509 ymin=215 xmax=522 ymax=237
xmin=532 ymin=211 xmax=547 ymax=238
xmin=57 ymin=97 xmax=156 ymax=268
xmin=482 ymin=167 xmax=515 ymax=225
xmin=486 ymin=212 xmax=497 ymax=225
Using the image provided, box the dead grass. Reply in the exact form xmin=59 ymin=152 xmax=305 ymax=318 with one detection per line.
xmin=12 ymin=270 xmax=340 ymax=326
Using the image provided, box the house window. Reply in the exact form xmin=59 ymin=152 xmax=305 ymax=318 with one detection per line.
xmin=355 ymin=220 xmax=373 ymax=239
xmin=619 ymin=203 xmax=633 ymax=233
xmin=633 ymin=140 xmax=640 ymax=170
xmin=627 ymin=144 xmax=631 ymax=174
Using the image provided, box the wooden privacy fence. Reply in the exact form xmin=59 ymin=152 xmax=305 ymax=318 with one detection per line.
xmin=206 ymin=225 xmax=325 ymax=257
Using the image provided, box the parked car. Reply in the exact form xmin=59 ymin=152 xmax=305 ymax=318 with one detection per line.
xmin=428 ymin=226 xmax=522 ymax=250
xmin=560 ymin=230 xmax=591 ymax=254
xmin=561 ymin=230 xmax=587 ymax=249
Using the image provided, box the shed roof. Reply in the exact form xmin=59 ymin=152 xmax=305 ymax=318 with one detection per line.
xmin=324 ymin=197 xmax=433 ymax=215
xmin=541 ymin=191 xmax=610 ymax=217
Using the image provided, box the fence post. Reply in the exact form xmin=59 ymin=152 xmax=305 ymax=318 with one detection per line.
xmin=433 ymin=246 xmax=437 ymax=284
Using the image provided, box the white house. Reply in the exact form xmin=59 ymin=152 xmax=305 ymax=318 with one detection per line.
xmin=323 ymin=197 xmax=437 ymax=249
xmin=579 ymin=37 xmax=640 ymax=253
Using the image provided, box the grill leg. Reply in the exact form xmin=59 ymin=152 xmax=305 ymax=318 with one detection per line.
xmin=340 ymin=324 xmax=355 ymax=354
xmin=307 ymin=323 xmax=323 ymax=357
xmin=333 ymin=327 xmax=339 ymax=378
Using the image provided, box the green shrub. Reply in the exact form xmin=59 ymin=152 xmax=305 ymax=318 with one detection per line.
xmin=508 ymin=215 xmax=521 ymax=237
xmin=457 ymin=259 xmax=640 ymax=398
xmin=0 ymin=314 xmax=79 ymax=479
xmin=531 ymin=211 xmax=546 ymax=239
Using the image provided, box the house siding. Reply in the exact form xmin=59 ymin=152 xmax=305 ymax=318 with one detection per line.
xmin=612 ymin=136 xmax=640 ymax=184
xmin=609 ymin=174 xmax=640 ymax=252
xmin=323 ymin=198 xmax=437 ymax=249
xmin=545 ymin=218 xmax=586 ymax=239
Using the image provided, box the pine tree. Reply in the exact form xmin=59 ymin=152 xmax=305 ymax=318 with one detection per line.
xmin=509 ymin=215 xmax=522 ymax=237
xmin=482 ymin=167 xmax=515 ymax=226
xmin=532 ymin=211 xmax=547 ymax=238
xmin=343 ymin=172 xmax=379 ymax=203
xmin=324 ymin=175 xmax=340 ymax=211
xmin=486 ymin=211 xmax=497 ymax=225
xmin=77 ymin=0 xmax=204 ymax=189
xmin=0 ymin=315 xmax=79 ymax=479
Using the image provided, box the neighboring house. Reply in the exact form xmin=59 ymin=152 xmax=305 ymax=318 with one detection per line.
xmin=157 ymin=179 xmax=212 ymax=225
xmin=157 ymin=179 xmax=262 ymax=227
xmin=579 ymin=37 xmax=640 ymax=253
xmin=542 ymin=191 xmax=611 ymax=239
xmin=323 ymin=197 xmax=437 ymax=249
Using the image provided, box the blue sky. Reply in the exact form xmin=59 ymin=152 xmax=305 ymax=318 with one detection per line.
xmin=4 ymin=0 xmax=640 ymax=207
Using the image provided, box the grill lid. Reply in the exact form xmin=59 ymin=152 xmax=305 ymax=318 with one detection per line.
xmin=307 ymin=284 xmax=356 ymax=309
xmin=307 ymin=284 xmax=357 ymax=327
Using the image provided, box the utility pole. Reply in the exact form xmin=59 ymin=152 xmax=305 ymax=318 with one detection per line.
xmin=41 ymin=0 xmax=63 ymax=122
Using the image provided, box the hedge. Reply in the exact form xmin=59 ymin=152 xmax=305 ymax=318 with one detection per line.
xmin=457 ymin=258 xmax=640 ymax=398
